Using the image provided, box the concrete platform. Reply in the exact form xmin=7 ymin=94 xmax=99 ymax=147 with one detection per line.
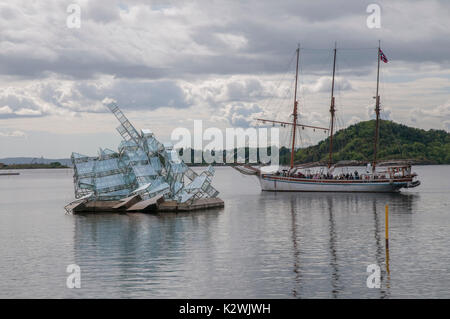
xmin=158 ymin=198 xmax=225 ymax=212
xmin=69 ymin=195 xmax=224 ymax=214
xmin=75 ymin=200 xmax=121 ymax=213
xmin=65 ymin=200 xmax=87 ymax=213
xmin=126 ymin=194 xmax=164 ymax=212
xmin=112 ymin=194 xmax=141 ymax=210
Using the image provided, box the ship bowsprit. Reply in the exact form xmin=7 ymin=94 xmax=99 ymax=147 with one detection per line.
xmin=406 ymin=180 xmax=421 ymax=188
xmin=232 ymin=165 xmax=260 ymax=176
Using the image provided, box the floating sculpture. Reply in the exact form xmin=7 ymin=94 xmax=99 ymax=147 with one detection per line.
xmin=67 ymin=102 xmax=221 ymax=213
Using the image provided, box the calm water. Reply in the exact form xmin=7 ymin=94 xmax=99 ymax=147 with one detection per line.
xmin=0 ymin=166 xmax=449 ymax=298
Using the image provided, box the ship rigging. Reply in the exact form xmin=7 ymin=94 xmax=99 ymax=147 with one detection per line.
xmin=235 ymin=42 xmax=421 ymax=192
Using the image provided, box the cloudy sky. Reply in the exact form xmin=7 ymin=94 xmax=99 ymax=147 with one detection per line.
xmin=0 ymin=0 xmax=449 ymax=158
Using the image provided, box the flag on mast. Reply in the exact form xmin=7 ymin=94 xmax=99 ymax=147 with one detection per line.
xmin=379 ymin=49 xmax=388 ymax=63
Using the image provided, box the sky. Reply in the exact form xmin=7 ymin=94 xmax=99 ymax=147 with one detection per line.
xmin=0 ymin=0 xmax=449 ymax=158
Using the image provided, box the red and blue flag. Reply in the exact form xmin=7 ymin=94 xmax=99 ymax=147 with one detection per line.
xmin=379 ymin=49 xmax=388 ymax=63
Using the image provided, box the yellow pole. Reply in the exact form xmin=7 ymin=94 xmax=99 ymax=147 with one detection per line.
xmin=385 ymin=205 xmax=389 ymax=249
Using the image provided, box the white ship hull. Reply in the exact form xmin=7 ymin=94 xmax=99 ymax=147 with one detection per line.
xmin=258 ymin=174 xmax=417 ymax=193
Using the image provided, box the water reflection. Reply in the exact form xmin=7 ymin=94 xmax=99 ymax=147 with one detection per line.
xmin=282 ymin=192 xmax=417 ymax=298
xmin=290 ymin=197 xmax=301 ymax=297
xmin=2 ymin=166 xmax=448 ymax=298
xmin=72 ymin=190 xmax=417 ymax=298
xmin=371 ymin=199 xmax=390 ymax=298
xmin=326 ymin=196 xmax=340 ymax=298
xmin=73 ymin=209 xmax=222 ymax=296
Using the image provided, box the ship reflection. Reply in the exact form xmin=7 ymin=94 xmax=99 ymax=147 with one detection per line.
xmin=326 ymin=196 xmax=340 ymax=298
xmin=372 ymin=199 xmax=390 ymax=298
xmin=286 ymin=192 xmax=417 ymax=298
xmin=72 ymin=191 xmax=417 ymax=298
xmin=290 ymin=197 xmax=301 ymax=297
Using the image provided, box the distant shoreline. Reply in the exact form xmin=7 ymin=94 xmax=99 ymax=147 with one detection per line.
xmin=0 ymin=163 xmax=69 ymax=169
xmin=1 ymin=162 xmax=448 ymax=170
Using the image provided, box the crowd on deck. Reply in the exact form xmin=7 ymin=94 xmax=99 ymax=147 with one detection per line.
xmin=270 ymin=164 xmax=416 ymax=180
xmin=274 ymin=170 xmax=400 ymax=180
xmin=277 ymin=170 xmax=362 ymax=180
xmin=265 ymin=164 xmax=415 ymax=181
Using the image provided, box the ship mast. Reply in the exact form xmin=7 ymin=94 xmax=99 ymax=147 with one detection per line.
xmin=255 ymin=45 xmax=329 ymax=168
xmin=328 ymin=42 xmax=337 ymax=169
xmin=290 ymin=45 xmax=300 ymax=169
xmin=372 ymin=40 xmax=381 ymax=173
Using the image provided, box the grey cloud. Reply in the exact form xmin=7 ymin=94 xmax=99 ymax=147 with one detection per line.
xmin=52 ymin=79 xmax=190 ymax=112
xmin=0 ymin=129 xmax=26 ymax=137
xmin=219 ymin=103 xmax=264 ymax=128
xmin=226 ymin=79 xmax=265 ymax=101
xmin=347 ymin=115 xmax=363 ymax=126
xmin=303 ymin=76 xmax=352 ymax=94
xmin=366 ymin=105 xmax=392 ymax=120
xmin=0 ymin=77 xmax=191 ymax=119
xmin=0 ymin=93 xmax=45 ymax=118
xmin=0 ymin=94 xmax=39 ymax=110
xmin=0 ymin=4 xmax=16 ymax=20
xmin=0 ymin=52 xmax=168 ymax=80
xmin=410 ymin=101 xmax=450 ymax=129
xmin=444 ymin=120 xmax=450 ymax=131
xmin=104 ymin=80 xmax=190 ymax=110
xmin=85 ymin=0 xmax=121 ymax=23
xmin=1 ymin=1 xmax=449 ymax=81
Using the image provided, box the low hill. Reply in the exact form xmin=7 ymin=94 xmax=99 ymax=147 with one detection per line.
xmin=1 ymin=121 xmax=448 ymax=166
xmin=0 ymin=162 xmax=69 ymax=169
xmin=0 ymin=157 xmax=72 ymax=166
xmin=294 ymin=120 xmax=450 ymax=164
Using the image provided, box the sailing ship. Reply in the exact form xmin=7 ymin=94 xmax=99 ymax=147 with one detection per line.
xmin=235 ymin=42 xmax=421 ymax=192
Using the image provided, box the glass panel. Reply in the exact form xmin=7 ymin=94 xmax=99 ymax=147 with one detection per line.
xmin=132 ymin=164 xmax=157 ymax=177
xmin=71 ymin=104 xmax=220 ymax=202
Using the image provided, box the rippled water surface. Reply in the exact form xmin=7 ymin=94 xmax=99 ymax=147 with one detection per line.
xmin=0 ymin=166 xmax=449 ymax=298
